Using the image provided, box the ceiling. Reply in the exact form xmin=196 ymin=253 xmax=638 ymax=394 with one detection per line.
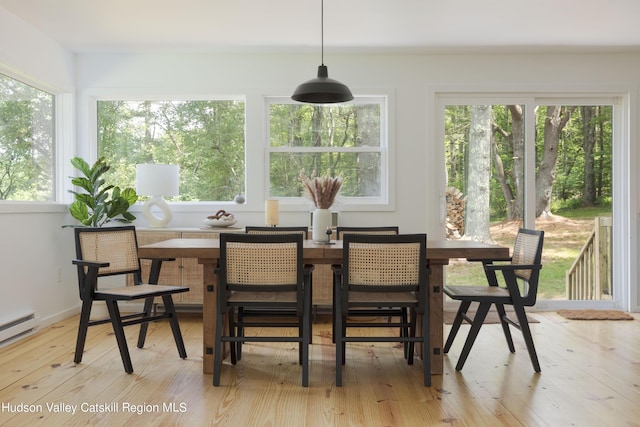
xmin=2 ymin=0 xmax=640 ymax=54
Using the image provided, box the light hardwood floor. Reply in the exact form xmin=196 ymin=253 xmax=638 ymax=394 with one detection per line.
xmin=0 ymin=311 xmax=639 ymax=426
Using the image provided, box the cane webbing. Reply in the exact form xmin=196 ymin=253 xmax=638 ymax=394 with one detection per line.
xmin=347 ymin=242 xmax=420 ymax=285
xmin=226 ymin=241 xmax=298 ymax=285
xmin=511 ymin=231 xmax=542 ymax=281
xmin=79 ymin=229 xmax=139 ymax=275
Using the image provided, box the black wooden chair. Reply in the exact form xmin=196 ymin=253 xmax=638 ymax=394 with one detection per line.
xmin=333 ymin=227 xmax=408 ymax=352
xmin=213 ymin=233 xmax=313 ymax=386
xmin=72 ymin=226 xmax=188 ymax=374
xmin=240 ymin=226 xmax=311 ymax=360
xmin=333 ymin=233 xmax=431 ymax=387
xmin=443 ymin=228 xmax=544 ymax=372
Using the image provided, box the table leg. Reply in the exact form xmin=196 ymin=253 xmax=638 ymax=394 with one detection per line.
xmin=416 ymin=260 xmax=446 ymax=375
xmin=428 ymin=261 xmax=446 ymax=375
xmin=201 ymin=259 xmax=217 ymax=375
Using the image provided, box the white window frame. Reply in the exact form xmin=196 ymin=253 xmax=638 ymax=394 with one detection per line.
xmin=0 ymin=67 xmax=71 ymax=213
xmin=265 ymin=94 xmax=394 ymax=212
xmin=87 ymin=93 xmax=248 ymax=214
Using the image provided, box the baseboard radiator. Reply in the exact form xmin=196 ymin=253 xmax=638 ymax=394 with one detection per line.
xmin=0 ymin=312 xmax=37 ymax=344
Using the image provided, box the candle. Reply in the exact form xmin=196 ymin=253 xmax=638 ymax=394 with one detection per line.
xmin=265 ymin=199 xmax=279 ymax=226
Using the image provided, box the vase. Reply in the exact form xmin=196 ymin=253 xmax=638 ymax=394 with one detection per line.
xmin=312 ymin=208 xmax=332 ymax=242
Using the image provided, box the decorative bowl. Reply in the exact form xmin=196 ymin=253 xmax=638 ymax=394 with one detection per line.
xmin=203 ymin=216 xmax=237 ymax=227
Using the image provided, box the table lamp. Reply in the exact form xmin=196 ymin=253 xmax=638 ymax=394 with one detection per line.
xmin=265 ymin=199 xmax=279 ymax=227
xmin=136 ymin=164 xmax=179 ymax=227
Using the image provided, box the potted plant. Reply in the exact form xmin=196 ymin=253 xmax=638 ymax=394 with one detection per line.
xmin=67 ymin=156 xmax=138 ymax=227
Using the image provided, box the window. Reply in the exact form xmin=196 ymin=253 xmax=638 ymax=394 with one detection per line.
xmin=0 ymin=73 xmax=55 ymax=201
xmin=267 ymin=96 xmax=388 ymax=206
xmin=97 ymin=99 xmax=246 ymax=202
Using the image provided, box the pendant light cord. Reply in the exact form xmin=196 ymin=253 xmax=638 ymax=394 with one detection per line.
xmin=321 ymin=0 xmax=324 ymax=66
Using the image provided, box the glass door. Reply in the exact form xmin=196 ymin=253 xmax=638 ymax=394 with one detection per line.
xmin=440 ymin=96 xmax=617 ymax=307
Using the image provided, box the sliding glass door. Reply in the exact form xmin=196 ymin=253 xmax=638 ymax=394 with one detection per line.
xmin=438 ymin=94 xmax=621 ymax=309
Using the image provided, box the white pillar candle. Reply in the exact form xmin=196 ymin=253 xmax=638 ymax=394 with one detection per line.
xmin=265 ymin=199 xmax=279 ymax=226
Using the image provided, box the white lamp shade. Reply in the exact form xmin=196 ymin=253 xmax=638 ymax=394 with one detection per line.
xmin=136 ymin=164 xmax=179 ymax=196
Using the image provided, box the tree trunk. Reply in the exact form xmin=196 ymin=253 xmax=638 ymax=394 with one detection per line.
xmin=535 ymin=106 xmax=576 ymax=217
xmin=582 ymin=106 xmax=596 ymax=206
xmin=464 ymin=105 xmax=492 ymax=242
xmin=508 ymin=105 xmax=525 ymax=219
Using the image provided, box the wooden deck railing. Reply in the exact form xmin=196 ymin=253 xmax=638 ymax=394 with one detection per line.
xmin=566 ymin=217 xmax=612 ymax=300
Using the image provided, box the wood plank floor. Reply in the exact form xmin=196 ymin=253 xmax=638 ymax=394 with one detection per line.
xmin=0 ymin=311 xmax=639 ymax=426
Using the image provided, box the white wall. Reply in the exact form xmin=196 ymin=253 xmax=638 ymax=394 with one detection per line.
xmin=0 ymin=7 xmax=78 ymax=333
xmin=74 ymin=51 xmax=640 ymax=311
xmin=2 ymin=3 xmax=640 ymax=332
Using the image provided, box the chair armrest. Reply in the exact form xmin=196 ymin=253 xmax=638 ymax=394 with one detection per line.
xmin=484 ymin=264 xmax=542 ymax=271
xmin=72 ymin=259 xmax=109 ymax=269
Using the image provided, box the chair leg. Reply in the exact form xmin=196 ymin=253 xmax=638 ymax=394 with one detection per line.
xmin=341 ymin=314 xmax=347 ymax=365
xmin=444 ymin=301 xmax=471 ymax=353
xmin=335 ymin=303 xmax=344 ymax=387
xmin=407 ymin=309 xmax=417 ymax=365
xmin=402 ymin=308 xmax=409 ymax=360
xmin=512 ymin=303 xmax=541 ymax=372
xmin=455 ymin=302 xmax=491 ymax=371
xmin=213 ymin=310 xmax=225 ymax=386
xmin=228 ymin=309 xmax=237 ymax=365
xmin=302 ymin=289 xmax=311 ymax=387
xmin=105 ymin=300 xmax=134 ymax=374
xmin=162 ymin=296 xmax=187 ymax=359
xmin=298 ymin=314 xmax=304 ymax=366
xmin=494 ymin=303 xmax=516 ymax=353
xmin=421 ymin=307 xmax=431 ymax=387
xmin=236 ymin=307 xmax=243 ymax=361
xmin=137 ymin=296 xmax=155 ymax=349
xmin=74 ymin=300 xmax=93 ymax=364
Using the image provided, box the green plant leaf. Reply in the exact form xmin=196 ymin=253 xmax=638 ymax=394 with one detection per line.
xmin=70 ymin=176 xmax=93 ymax=193
xmin=70 ymin=157 xmax=91 ymax=177
xmin=121 ymin=188 xmax=138 ymax=205
xmin=69 ymin=201 xmax=89 ymax=222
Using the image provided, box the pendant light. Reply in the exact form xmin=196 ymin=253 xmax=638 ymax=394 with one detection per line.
xmin=291 ymin=0 xmax=354 ymax=104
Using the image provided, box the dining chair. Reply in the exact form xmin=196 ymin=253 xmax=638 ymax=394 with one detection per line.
xmin=443 ymin=228 xmax=544 ymax=372
xmin=333 ymin=233 xmax=431 ymax=387
xmin=213 ymin=232 xmax=313 ymax=386
xmin=241 ymin=226 xmax=311 ymax=360
xmin=333 ymin=226 xmax=408 ymax=352
xmin=72 ymin=226 xmax=188 ymax=374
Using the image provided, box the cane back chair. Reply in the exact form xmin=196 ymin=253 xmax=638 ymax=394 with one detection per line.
xmin=333 ymin=233 xmax=431 ymax=387
xmin=213 ymin=232 xmax=313 ymax=386
xmin=72 ymin=226 xmax=188 ymax=373
xmin=443 ymin=228 xmax=544 ymax=372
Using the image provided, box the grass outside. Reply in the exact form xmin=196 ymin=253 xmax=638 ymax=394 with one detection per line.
xmin=446 ymin=209 xmax=609 ymax=299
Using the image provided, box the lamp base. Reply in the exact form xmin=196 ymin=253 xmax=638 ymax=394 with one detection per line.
xmin=142 ymin=195 xmax=173 ymax=227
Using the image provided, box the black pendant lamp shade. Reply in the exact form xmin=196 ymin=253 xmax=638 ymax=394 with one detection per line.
xmin=291 ymin=1 xmax=353 ymax=104
xmin=292 ymin=65 xmax=353 ymax=104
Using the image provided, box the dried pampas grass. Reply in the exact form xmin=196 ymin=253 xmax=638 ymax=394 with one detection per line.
xmin=300 ymin=172 xmax=343 ymax=209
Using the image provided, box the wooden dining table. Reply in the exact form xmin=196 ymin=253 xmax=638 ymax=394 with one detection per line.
xmin=138 ymin=237 xmax=509 ymax=375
